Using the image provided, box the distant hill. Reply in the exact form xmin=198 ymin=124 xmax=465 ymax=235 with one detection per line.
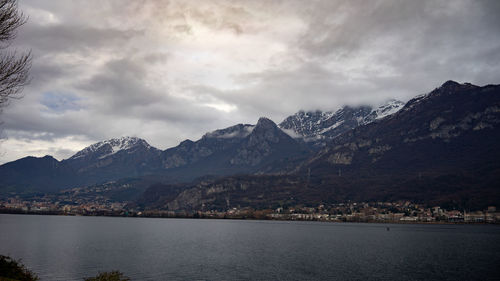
xmin=0 ymin=137 xmax=162 ymax=193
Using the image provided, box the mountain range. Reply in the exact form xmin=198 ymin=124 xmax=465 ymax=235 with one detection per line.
xmin=0 ymin=117 xmax=309 ymax=194
xmin=1 ymin=80 xmax=499 ymax=210
xmin=135 ymin=81 xmax=500 ymax=211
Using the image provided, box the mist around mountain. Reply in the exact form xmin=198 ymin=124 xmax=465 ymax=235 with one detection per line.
xmin=278 ymin=99 xmax=405 ymax=146
xmin=1 ymin=81 xmax=499 ymax=210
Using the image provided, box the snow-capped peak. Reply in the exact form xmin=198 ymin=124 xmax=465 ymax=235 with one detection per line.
xmin=278 ymin=110 xmax=338 ymax=139
xmin=365 ymin=99 xmax=405 ymax=122
xmin=278 ymin=106 xmax=374 ymax=141
xmin=69 ymin=136 xmax=153 ymax=160
xmin=279 ymin=100 xmax=405 ymax=143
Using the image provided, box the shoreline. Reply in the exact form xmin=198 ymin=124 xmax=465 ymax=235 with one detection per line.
xmin=1 ymin=209 xmax=498 ymax=225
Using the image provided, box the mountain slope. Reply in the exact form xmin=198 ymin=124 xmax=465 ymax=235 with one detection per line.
xmin=306 ymin=81 xmax=499 ymax=171
xmin=142 ymin=81 xmax=500 ymax=210
xmin=294 ymin=81 xmax=500 ymax=207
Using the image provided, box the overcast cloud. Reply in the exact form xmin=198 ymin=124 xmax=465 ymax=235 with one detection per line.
xmin=0 ymin=0 xmax=499 ymax=163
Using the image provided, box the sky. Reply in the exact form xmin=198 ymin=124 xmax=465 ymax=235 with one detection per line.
xmin=0 ymin=0 xmax=499 ymax=164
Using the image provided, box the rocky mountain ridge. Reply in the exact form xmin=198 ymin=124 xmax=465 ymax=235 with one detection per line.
xmin=278 ymin=100 xmax=405 ymax=145
xmin=0 ymin=117 xmax=309 ymax=194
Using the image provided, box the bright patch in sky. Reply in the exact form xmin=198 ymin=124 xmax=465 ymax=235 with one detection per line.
xmin=203 ymin=103 xmax=237 ymax=113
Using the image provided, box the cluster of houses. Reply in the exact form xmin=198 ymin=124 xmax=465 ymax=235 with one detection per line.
xmin=1 ymin=197 xmax=498 ymax=223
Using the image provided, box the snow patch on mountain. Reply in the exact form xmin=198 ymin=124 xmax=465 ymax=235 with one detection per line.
xmin=319 ymin=120 xmax=344 ymax=134
xmin=281 ymin=128 xmax=302 ymax=138
xmin=69 ymin=137 xmax=153 ymax=160
xmin=362 ymin=99 xmax=405 ymax=124
xmin=278 ymin=110 xmax=341 ymax=140
xmin=374 ymin=100 xmax=405 ymax=120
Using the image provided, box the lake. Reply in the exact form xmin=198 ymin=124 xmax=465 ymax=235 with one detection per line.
xmin=1 ymin=214 xmax=499 ymax=280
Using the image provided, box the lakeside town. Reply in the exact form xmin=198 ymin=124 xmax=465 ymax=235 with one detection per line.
xmin=1 ymin=186 xmax=498 ymax=223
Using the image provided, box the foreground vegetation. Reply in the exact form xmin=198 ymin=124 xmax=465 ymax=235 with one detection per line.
xmin=84 ymin=271 xmax=129 ymax=281
xmin=0 ymin=255 xmax=38 ymax=281
xmin=0 ymin=255 xmax=129 ymax=281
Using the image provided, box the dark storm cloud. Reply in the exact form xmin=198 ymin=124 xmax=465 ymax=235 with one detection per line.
xmin=292 ymin=0 xmax=500 ymax=88
xmin=296 ymin=1 xmax=499 ymax=57
xmin=76 ymin=56 xmax=224 ymax=125
xmin=16 ymin=24 xmax=142 ymax=54
xmin=27 ymin=61 xmax=75 ymax=87
xmin=77 ymin=57 xmax=156 ymax=108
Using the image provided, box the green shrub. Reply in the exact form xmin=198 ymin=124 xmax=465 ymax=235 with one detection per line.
xmin=0 ymin=255 xmax=38 ymax=281
xmin=84 ymin=271 xmax=130 ymax=281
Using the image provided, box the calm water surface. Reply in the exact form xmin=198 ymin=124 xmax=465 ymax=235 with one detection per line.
xmin=1 ymin=214 xmax=499 ymax=280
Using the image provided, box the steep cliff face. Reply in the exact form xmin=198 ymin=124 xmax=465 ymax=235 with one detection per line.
xmin=136 ymin=175 xmax=305 ymax=211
